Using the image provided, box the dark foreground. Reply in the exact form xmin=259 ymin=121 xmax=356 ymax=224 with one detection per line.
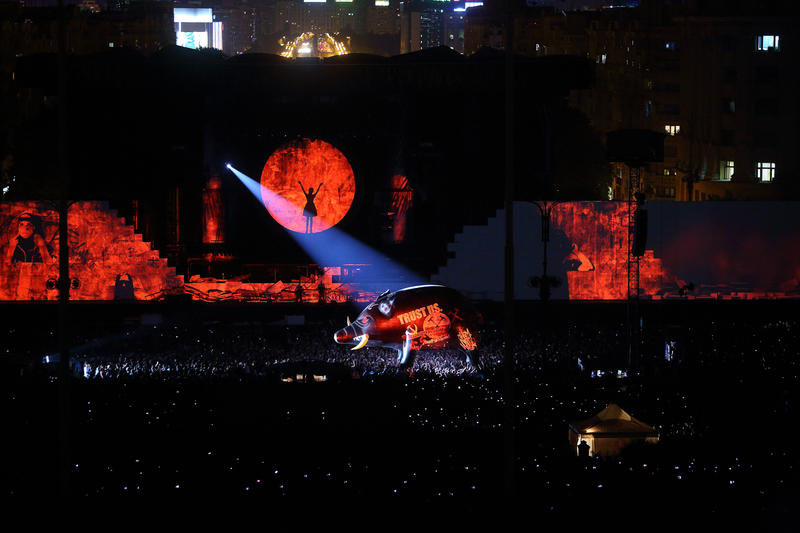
xmin=1 ymin=302 xmax=798 ymax=529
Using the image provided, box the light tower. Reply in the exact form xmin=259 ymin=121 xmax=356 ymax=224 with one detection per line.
xmin=607 ymin=129 xmax=664 ymax=370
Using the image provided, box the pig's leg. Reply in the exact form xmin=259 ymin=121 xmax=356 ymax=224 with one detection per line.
xmin=463 ymin=349 xmax=482 ymax=369
xmin=398 ymin=331 xmax=416 ymax=367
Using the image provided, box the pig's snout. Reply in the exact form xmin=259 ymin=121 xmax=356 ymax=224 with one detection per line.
xmin=334 ymin=325 xmax=357 ymax=344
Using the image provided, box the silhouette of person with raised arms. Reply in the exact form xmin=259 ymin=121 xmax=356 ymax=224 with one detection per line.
xmin=298 ymin=181 xmax=324 ymax=233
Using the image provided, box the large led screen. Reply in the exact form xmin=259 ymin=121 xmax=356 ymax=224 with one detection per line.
xmin=176 ymin=32 xmax=208 ymax=50
xmin=173 ymin=8 xmax=213 ymax=23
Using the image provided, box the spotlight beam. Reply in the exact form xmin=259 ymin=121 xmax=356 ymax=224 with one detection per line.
xmin=226 ymin=164 xmax=427 ymax=291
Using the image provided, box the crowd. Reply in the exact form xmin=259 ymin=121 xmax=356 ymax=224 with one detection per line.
xmin=2 ymin=310 xmax=798 ymax=525
xmin=66 ymin=319 xmax=493 ymax=381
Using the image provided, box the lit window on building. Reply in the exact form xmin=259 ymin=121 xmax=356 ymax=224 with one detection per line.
xmin=721 ymin=99 xmax=735 ymax=114
xmin=719 ymin=160 xmax=734 ymax=181
xmin=756 ymin=35 xmax=780 ymax=51
xmin=663 ymin=168 xmax=676 ymax=176
xmin=664 ymin=124 xmax=680 ymax=136
xmin=756 ymin=161 xmax=775 ymax=182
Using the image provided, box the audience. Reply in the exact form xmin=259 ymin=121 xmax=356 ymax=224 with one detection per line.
xmin=2 ymin=313 xmax=797 ymax=522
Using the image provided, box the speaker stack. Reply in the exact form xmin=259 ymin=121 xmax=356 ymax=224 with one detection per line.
xmin=632 ymin=209 xmax=648 ymax=257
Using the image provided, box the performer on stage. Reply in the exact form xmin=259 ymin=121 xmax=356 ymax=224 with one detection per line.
xmin=298 ymin=181 xmax=324 ymax=233
xmin=297 ymin=181 xmax=325 ymax=233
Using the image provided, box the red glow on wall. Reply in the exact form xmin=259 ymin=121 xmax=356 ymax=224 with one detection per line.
xmin=260 ymin=138 xmax=355 ymax=234
xmin=203 ymin=174 xmax=224 ymax=244
xmin=390 ymin=174 xmax=413 ymax=243
xmin=552 ymin=202 xmax=669 ymax=300
xmin=1 ymin=201 xmax=182 ymax=301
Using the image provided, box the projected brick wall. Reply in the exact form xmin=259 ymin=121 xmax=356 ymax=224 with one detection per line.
xmin=551 ymin=202 xmax=668 ymax=300
xmin=0 ymin=201 xmax=182 ymax=301
xmin=4 ymin=200 xmax=799 ymax=302
xmin=434 ymin=201 xmax=800 ymax=301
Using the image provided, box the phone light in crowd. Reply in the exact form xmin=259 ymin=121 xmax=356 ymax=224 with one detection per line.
xmin=225 ymin=164 xmax=427 ymax=292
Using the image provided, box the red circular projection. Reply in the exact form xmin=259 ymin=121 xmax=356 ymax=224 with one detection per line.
xmin=260 ymin=138 xmax=355 ymax=234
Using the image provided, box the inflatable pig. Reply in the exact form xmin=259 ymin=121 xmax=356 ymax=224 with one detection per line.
xmin=333 ymin=285 xmax=482 ymax=368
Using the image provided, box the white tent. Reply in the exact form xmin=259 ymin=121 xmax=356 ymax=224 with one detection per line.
xmin=568 ymin=404 xmax=659 ymax=457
